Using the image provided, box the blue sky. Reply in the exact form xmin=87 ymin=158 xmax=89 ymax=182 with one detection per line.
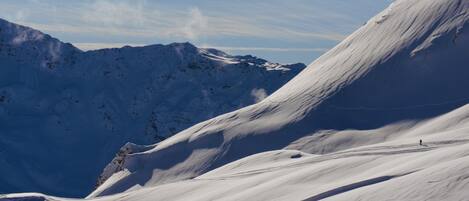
xmin=0 ymin=0 xmax=392 ymax=64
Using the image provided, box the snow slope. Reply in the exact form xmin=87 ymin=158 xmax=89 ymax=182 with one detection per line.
xmin=0 ymin=18 xmax=304 ymax=197
xmin=87 ymin=0 xmax=469 ymax=198
xmin=89 ymin=109 xmax=469 ymax=201
xmin=2 ymin=0 xmax=469 ymax=200
xmin=6 ymin=104 xmax=469 ymax=201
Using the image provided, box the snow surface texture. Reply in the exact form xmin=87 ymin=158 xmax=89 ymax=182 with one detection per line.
xmin=78 ymin=0 xmax=468 ymax=199
xmin=0 ymin=18 xmax=305 ymax=197
xmin=3 ymin=0 xmax=469 ymax=200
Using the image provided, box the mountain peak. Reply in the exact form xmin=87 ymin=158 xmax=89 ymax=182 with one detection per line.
xmin=0 ymin=18 xmax=81 ymax=69
xmin=168 ymin=41 xmax=197 ymax=48
xmin=0 ymin=18 xmax=46 ymax=44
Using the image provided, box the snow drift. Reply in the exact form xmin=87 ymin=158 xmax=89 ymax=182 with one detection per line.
xmin=0 ymin=18 xmax=304 ymax=197
xmin=89 ymin=0 xmax=469 ymax=199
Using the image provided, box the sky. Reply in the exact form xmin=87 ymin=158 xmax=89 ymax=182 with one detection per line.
xmin=0 ymin=0 xmax=392 ymax=64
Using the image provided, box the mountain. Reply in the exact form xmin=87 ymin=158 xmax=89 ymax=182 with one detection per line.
xmin=78 ymin=0 xmax=468 ymax=199
xmin=2 ymin=0 xmax=469 ymax=200
xmin=0 ymin=18 xmax=305 ymax=197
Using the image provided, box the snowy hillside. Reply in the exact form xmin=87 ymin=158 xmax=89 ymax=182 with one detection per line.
xmin=2 ymin=0 xmax=469 ymax=200
xmin=81 ymin=0 xmax=469 ymax=199
xmin=0 ymin=18 xmax=305 ymax=197
xmin=7 ymin=106 xmax=469 ymax=201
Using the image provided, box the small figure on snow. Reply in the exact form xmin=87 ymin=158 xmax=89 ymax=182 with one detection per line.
xmin=419 ymin=139 xmax=423 ymax=146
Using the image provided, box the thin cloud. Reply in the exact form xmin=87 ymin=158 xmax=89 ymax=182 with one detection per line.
xmin=0 ymin=1 xmax=349 ymax=42
xmin=72 ymin=42 xmax=146 ymax=51
xmin=279 ymin=29 xmax=347 ymax=42
xmin=202 ymin=46 xmax=328 ymax=52
xmin=73 ymin=42 xmax=328 ymax=53
xmin=81 ymin=0 xmax=148 ymax=27
xmin=182 ymin=7 xmax=208 ymax=40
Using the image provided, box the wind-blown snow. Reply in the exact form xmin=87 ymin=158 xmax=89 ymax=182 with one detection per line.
xmin=0 ymin=18 xmax=304 ymax=197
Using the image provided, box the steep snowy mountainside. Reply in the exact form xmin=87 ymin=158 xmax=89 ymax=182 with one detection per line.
xmin=0 ymin=18 xmax=305 ymax=197
xmin=90 ymin=0 xmax=469 ymax=197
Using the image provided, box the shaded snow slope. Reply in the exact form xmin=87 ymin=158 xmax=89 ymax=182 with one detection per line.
xmin=6 ymin=103 xmax=469 ymax=201
xmin=0 ymin=19 xmax=304 ymax=197
xmin=90 ymin=0 xmax=469 ymax=197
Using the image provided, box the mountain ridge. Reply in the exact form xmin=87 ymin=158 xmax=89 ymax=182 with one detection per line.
xmin=0 ymin=17 xmax=305 ymax=197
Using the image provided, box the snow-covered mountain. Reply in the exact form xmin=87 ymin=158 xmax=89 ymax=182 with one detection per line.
xmin=0 ymin=18 xmax=305 ymax=197
xmin=74 ymin=0 xmax=468 ymax=199
xmin=2 ymin=0 xmax=469 ymax=200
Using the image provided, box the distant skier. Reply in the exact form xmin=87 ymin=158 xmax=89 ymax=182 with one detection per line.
xmin=419 ymin=139 xmax=423 ymax=146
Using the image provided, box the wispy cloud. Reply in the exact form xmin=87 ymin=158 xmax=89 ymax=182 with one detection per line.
xmin=202 ymin=45 xmax=328 ymax=52
xmin=81 ymin=0 xmax=148 ymax=27
xmin=72 ymin=43 xmax=328 ymax=52
xmin=72 ymin=42 xmax=146 ymax=51
xmin=0 ymin=0 xmax=349 ymax=42
xmin=278 ymin=29 xmax=347 ymax=42
xmin=183 ymin=7 xmax=208 ymax=40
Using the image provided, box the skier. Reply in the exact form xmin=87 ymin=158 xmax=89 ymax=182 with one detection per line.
xmin=419 ymin=139 xmax=423 ymax=146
